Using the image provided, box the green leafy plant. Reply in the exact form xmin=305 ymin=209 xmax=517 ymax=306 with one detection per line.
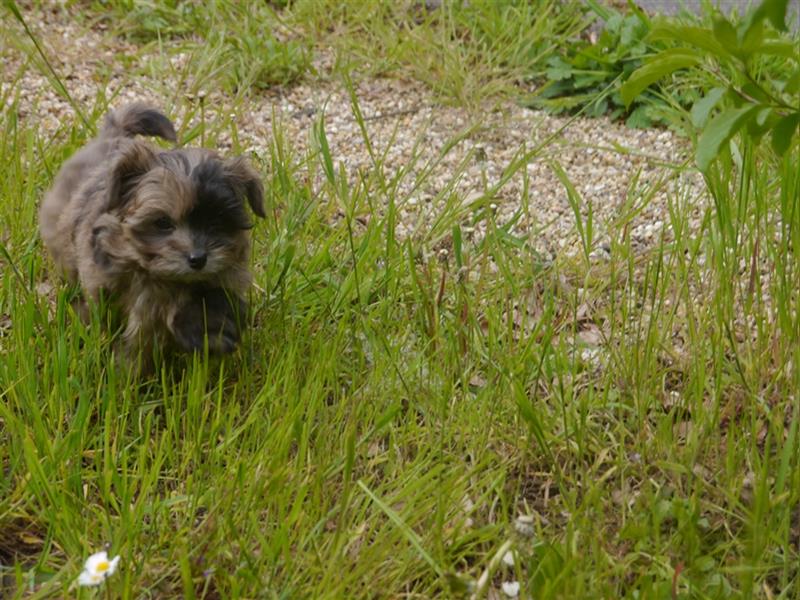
xmin=91 ymin=0 xmax=313 ymax=90
xmin=449 ymin=0 xmax=587 ymax=77
xmin=532 ymin=4 xmax=694 ymax=128
xmin=285 ymin=0 xmax=586 ymax=108
xmin=220 ymin=16 xmax=312 ymax=90
xmin=621 ymin=0 xmax=799 ymax=169
xmin=91 ymin=0 xmax=207 ymax=41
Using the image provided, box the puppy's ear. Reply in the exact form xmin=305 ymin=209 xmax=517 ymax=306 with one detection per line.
xmin=224 ymin=157 xmax=265 ymax=218
xmin=107 ymin=140 xmax=158 ymax=211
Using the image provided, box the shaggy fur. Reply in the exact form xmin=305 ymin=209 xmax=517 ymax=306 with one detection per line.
xmin=39 ymin=103 xmax=265 ymax=363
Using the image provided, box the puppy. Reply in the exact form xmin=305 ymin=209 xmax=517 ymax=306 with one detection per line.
xmin=39 ymin=103 xmax=265 ymax=364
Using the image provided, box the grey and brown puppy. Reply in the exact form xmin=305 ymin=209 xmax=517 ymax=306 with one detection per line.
xmin=39 ymin=103 xmax=265 ymax=362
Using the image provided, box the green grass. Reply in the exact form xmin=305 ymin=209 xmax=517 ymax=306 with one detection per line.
xmin=1 ymin=0 xmax=799 ymax=598
xmin=294 ymin=0 xmax=587 ymax=108
xmin=87 ymin=0 xmax=312 ymax=90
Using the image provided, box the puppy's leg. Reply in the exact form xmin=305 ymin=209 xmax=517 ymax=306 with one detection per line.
xmin=118 ymin=313 xmax=153 ymax=373
xmin=117 ymin=286 xmax=171 ymax=374
xmin=169 ymin=287 xmax=246 ymax=355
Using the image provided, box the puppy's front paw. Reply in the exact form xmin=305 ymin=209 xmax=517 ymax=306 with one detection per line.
xmin=170 ymin=313 xmax=207 ymax=353
xmin=170 ymin=288 xmax=246 ymax=355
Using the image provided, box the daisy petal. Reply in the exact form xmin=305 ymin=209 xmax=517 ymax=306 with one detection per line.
xmin=78 ymin=571 xmax=103 ymax=587
xmin=107 ymin=555 xmax=121 ymax=575
xmin=84 ymin=551 xmax=110 ymax=573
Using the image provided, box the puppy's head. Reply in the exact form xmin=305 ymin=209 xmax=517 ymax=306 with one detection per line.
xmin=100 ymin=140 xmax=265 ymax=283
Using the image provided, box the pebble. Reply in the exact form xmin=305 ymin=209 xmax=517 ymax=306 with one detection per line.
xmin=501 ymin=581 xmax=521 ymax=598
xmin=513 ymin=515 xmax=535 ymax=537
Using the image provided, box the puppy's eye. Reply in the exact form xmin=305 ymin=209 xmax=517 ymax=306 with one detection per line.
xmin=153 ymin=217 xmax=175 ymax=232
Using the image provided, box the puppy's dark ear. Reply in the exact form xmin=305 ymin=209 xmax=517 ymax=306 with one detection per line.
xmin=107 ymin=140 xmax=157 ymax=211
xmin=224 ymin=156 xmax=265 ymax=218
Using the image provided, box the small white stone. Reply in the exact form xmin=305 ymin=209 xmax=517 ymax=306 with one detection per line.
xmin=502 ymin=550 xmax=515 ymax=567
xmin=514 ymin=515 xmax=535 ymax=537
xmin=580 ymin=347 xmax=600 ymax=364
xmin=501 ymin=581 xmax=520 ymax=597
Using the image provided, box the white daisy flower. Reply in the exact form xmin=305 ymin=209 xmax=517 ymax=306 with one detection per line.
xmin=78 ymin=551 xmax=120 ymax=587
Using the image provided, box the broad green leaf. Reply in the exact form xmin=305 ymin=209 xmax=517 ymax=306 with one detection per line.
xmin=620 ymin=49 xmax=700 ymax=107
xmin=739 ymin=18 xmax=764 ymax=55
xmin=771 ymin=113 xmax=800 ymax=156
xmin=696 ymin=105 xmax=759 ymax=170
xmin=625 ymin=105 xmax=652 ymax=129
xmin=695 ymin=556 xmax=717 ymax=572
xmin=712 ymin=17 xmax=738 ymax=51
xmin=574 ymin=73 xmax=607 ymax=89
xmin=753 ymin=0 xmax=790 ymax=31
xmin=620 ymin=14 xmax=647 ymax=47
xmin=606 ymin=13 xmax=624 ymax=34
xmin=755 ymin=107 xmax=772 ymax=127
xmin=784 ymin=71 xmax=800 ymax=94
xmin=546 ymin=66 xmax=573 ymax=81
xmin=546 ymin=57 xmax=574 ymax=81
xmin=649 ymin=24 xmax=728 ymax=58
xmin=746 ymin=107 xmax=775 ymax=141
xmin=690 ymin=87 xmax=726 ymax=129
xmin=756 ymin=41 xmax=800 ymax=60
xmin=742 ymin=82 xmax=771 ymax=103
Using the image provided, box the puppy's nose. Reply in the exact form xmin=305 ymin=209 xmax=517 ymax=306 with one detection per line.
xmin=188 ymin=251 xmax=207 ymax=270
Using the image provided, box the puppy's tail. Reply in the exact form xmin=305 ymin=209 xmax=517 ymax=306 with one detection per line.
xmin=100 ymin=103 xmax=177 ymax=142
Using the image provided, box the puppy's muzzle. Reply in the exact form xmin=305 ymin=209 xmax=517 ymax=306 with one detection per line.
xmin=188 ymin=251 xmax=207 ymax=270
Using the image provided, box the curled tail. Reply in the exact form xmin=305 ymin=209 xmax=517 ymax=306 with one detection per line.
xmin=101 ymin=103 xmax=177 ymax=142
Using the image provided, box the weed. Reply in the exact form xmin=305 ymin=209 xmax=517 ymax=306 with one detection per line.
xmin=532 ymin=4 xmax=696 ymax=128
xmin=89 ymin=0 xmax=313 ymax=90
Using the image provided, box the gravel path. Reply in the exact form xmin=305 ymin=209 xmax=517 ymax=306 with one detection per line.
xmin=2 ymin=5 xmax=707 ymax=262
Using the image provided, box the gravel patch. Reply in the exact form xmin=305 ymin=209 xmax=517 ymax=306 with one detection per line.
xmin=249 ymin=78 xmax=705 ymax=258
xmin=2 ymin=5 xmax=707 ymax=262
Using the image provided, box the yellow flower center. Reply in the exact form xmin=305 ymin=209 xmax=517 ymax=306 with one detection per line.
xmin=96 ymin=561 xmax=109 ymax=573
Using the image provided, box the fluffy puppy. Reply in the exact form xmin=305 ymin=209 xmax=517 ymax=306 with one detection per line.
xmin=39 ymin=103 xmax=265 ymax=363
